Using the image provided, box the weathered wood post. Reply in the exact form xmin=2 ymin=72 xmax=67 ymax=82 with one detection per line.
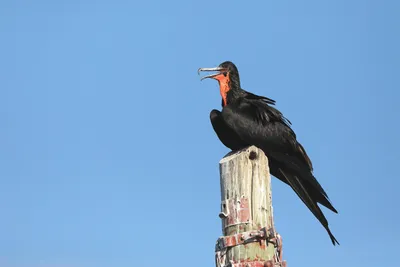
xmin=215 ymin=146 xmax=286 ymax=267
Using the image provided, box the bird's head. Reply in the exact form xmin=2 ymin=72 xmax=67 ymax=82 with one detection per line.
xmin=198 ymin=61 xmax=241 ymax=106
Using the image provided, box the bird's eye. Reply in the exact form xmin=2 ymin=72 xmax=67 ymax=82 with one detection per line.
xmin=223 ymin=72 xmax=227 ymax=77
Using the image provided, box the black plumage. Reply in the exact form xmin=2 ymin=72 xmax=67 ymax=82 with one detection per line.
xmin=199 ymin=61 xmax=339 ymax=245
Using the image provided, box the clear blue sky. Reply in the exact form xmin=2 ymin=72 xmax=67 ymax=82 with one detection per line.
xmin=1 ymin=0 xmax=399 ymax=266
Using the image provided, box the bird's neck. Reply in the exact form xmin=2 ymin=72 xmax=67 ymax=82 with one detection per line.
xmin=221 ymin=87 xmax=242 ymax=107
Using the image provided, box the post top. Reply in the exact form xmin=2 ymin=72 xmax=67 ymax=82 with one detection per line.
xmin=219 ymin=145 xmax=265 ymax=164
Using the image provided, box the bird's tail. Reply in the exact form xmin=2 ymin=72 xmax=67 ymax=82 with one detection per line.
xmin=278 ymin=167 xmax=339 ymax=245
xmin=268 ymin=154 xmax=339 ymax=245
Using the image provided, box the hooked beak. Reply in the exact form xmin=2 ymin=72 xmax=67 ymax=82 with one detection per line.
xmin=198 ymin=67 xmax=228 ymax=81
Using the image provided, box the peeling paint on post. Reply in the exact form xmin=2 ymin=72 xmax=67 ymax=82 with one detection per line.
xmin=215 ymin=146 xmax=286 ymax=267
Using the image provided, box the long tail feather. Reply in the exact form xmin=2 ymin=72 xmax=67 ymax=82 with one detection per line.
xmin=274 ymin=166 xmax=339 ymax=245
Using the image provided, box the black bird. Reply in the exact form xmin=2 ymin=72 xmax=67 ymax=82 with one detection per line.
xmin=198 ymin=61 xmax=339 ymax=245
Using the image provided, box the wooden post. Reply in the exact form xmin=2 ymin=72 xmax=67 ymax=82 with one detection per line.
xmin=215 ymin=146 xmax=286 ymax=267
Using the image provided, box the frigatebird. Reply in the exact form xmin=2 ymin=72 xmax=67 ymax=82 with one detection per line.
xmin=198 ymin=61 xmax=339 ymax=245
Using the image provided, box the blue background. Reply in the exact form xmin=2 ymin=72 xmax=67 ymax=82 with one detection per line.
xmin=1 ymin=0 xmax=399 ymax=266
